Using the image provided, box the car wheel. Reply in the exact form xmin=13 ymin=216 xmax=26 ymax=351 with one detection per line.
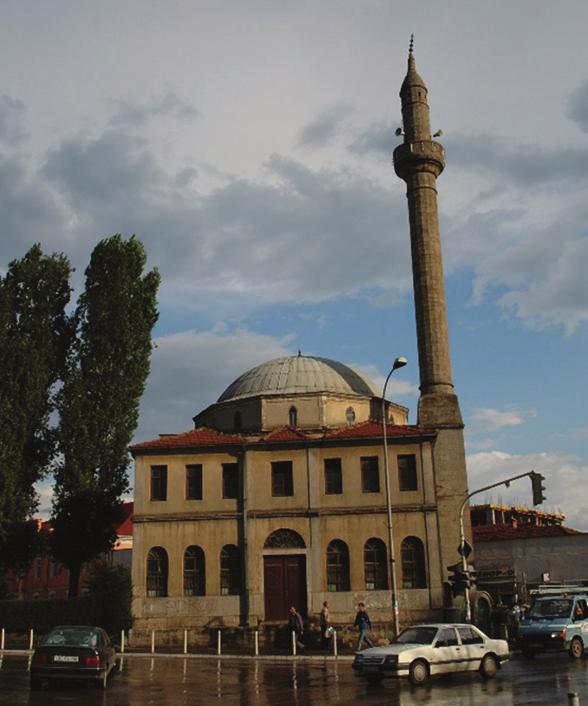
xmin=409 ymin=659 xmax=430 ymax=686
xmin=480 ymin=653 xmax=498 ymax=679
xmin=569 ymin=637 xmax=584 ymax=660
xmin=30 ymin=677 xmax=42 ymax=691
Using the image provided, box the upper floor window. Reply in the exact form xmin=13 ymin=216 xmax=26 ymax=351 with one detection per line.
xmin=345 ymin=407 xmax=356 ymax=425
xmin=288 ymin=406 xmax=298 ymax=427
xmin=364 ymin=538 xmax=388 ymax=590
xmin=272 ymin=461 xmax=293 ymax=497
xmin=398 ymin=454 xmax=418 ymax=491
xmin=150 ymin=465 xmax=167 ymax=501
xmin=401 ymin=536 xmax=427 ymax=589
xmin=184 ymin=546 xmax=205 ymax=596
xmin=222 ymin=463 xmax=239 ymax=499
xmin=361 ymin=456 xmax=380 ymax=493
xmin=220 ymin=545 xmax=241 ymax=595
xmin=146 ymin=547 xmax=168 ymax=597
xmin=186 ymin=464 xmax=203 ymax=500
xmin=326 ymin=539 xmax=350 ymax=592
xmin=324 ymin=458 xmax=342 ymax=495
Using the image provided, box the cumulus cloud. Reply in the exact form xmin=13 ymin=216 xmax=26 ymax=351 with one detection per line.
xmin=0 ymin=94 xmax=27 ymax=145
xmin=110 ymin=90 xmax=199 ymax=129
xmin=567 ymin=80 xmax=588 ymax=133
xmin=470 ymin=407 xmax=536 ymax=434
xmin=297 ymin=104 xmax=353 ymax=148
xmin=467 ymin=449 xmax=588 ymax=531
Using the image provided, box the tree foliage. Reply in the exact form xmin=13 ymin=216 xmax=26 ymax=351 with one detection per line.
xmin=0 ymin=245 xmax=72 ymax=548
xmin=51 ymin=235 xmax=159 ymax=596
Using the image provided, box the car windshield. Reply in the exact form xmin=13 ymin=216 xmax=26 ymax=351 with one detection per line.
xmin=528 ymin=598 xmax=573 ymax=619
xmin=394 ymin=627 xmax=438 ymax=645
xmin=44 ymin=628 xmax=99 ymax=648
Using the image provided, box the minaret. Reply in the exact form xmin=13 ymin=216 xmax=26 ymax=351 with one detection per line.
xmin=393 ymin=38 xmax=471 ymax=587
xmin=393 ymin=37 xmax=462 ymax=429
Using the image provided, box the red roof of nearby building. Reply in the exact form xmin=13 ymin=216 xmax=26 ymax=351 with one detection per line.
xmin=117 ymin=502 xmax=133 ymax=536
xmin=130 ymin=428 xmax=247 ymax=451
xmin=473 ymin=524 xmax=584 ymax=543
xmin=262 ymin=426 xmax=311 ymax=442
xmin=322 ymin=420 xmax=429 ymax=440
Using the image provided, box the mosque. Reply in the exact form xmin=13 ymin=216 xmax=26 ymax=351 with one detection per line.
xmin=129 ymin=44 xmax=471 ymax=631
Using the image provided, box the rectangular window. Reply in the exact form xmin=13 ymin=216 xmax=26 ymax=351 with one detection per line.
xmin=150 ymin=465 xmax=168 ymax=501
xmin=222 ymin=463 xmax=239 ymax=499
xmin=324 ymin=458 xmax=342 ymax=495
xmin=398 ymin=454 xmax=418 ymax=491
xmin=271 ymin=461 xmax=294 ymax=497
xmin=186 ymin=464 xmax=203 ymax=500
xmin=361 ymin=456 xmax=380 ymax=493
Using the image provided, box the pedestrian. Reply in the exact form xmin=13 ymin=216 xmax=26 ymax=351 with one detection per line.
xmin=354 ymin=602 xmax=374 ymax=651
xmin=288 ymin=606 xmax=305 ymax=649
xmin=320 ymin=601 xmax=331 ymax=649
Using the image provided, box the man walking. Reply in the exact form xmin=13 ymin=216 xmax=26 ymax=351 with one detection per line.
xmin=288 ymin=606 xmax=305 ymax=649
xmin=354 ymin=602 xmax=374 ymax=651
xmin=320 ymin=600 xmax=331 ymax=650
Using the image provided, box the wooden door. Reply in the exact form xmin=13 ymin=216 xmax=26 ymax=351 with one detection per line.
xmin=263 ymin=555 xmax=306 ymax=621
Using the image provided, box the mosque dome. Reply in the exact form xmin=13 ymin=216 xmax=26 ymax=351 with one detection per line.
xmin=217 ymin=355 xmax=379 ymax=403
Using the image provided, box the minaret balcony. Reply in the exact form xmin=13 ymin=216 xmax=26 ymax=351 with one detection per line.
xmin=393 ymin=140 xmax=445 ymax=179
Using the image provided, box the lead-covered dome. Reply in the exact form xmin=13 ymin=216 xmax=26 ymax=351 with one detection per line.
xmin=218 ymin=355 xmax=378 ymax=403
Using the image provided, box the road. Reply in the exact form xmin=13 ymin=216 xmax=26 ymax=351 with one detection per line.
xmin=1 ymin=653 xmax=588 ymax=706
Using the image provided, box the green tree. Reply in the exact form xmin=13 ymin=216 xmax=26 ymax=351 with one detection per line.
xmin=51 ymin=235 xmax=159 ymax=596
xmin=0 ymin=245 xmax=72 ymax=548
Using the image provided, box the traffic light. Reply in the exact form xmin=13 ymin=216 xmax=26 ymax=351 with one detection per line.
xmin=447 ymin=563 xmax=477 ymax=595
xmin=530 ymin=470 xmax=546 ymax=505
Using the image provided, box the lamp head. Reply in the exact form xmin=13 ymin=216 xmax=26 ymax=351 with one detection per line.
xmin=392 ymin=356 xmax=408 ymax=371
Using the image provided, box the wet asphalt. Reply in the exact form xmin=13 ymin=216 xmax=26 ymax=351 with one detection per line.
xmin=1 ymin=653 xmax=588 ymax=706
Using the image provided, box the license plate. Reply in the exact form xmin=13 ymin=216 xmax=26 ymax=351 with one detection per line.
xmin=54 ymin=655 xmax=79 ymax=663
xmin=364 ymin=666 xmax=378 ymax=673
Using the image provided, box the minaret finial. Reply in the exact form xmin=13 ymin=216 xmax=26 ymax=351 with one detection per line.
xmin=409 ymin=34 xmax=414 ymax=56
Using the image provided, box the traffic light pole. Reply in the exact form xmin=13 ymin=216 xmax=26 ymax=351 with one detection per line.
xmin=459 ymin=469 xmax=544 ymax=623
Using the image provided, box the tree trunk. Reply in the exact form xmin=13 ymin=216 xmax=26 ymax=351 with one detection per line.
xmin=68 ymin=563 xmax=81 ymax=597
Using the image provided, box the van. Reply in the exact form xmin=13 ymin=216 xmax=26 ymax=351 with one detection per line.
xmin=520 ymin=594 xmax=588 ymax=658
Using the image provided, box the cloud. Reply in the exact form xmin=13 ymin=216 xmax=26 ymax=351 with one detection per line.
xmin=0 ymin=94 xmax=27 ymax=145
xmin=466 ymin=449 xmax=588 ymax=531
xmin=567 ymin=80 xmax=588 ymax=133
xmin=136 ymin=328 xmax=294 ymax=442
xmin=348 ymin=121 xmax=397 ymax=158
xmin=297 ymin=104 xmax=353 ymax=148
xmin=110 ymin=91 xmax=199 ymax=129
xmin=470 ymin=407 xmax=536 ymax=434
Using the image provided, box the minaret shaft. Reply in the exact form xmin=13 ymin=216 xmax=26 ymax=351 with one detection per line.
xmin=393 ymin=50 xmax=462 ymax=428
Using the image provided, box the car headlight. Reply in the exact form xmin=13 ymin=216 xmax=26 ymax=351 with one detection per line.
xmin=384 ymin=655 xmax=398 ymax=664
xmin=354 ymin=654 xmax=365 ymax=663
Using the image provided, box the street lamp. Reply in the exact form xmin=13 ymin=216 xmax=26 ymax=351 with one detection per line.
xmin=381 ymin=356 xmax=407 ymax=638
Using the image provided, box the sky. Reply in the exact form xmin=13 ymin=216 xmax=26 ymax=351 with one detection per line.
xmin=2 ymin=1 xmax=587 ymax=529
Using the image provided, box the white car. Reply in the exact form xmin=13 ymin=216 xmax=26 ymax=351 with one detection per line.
xmin=352 ymin=623 xmax=509 ymax=686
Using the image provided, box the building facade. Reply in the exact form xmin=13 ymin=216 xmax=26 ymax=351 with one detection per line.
xmin=130 ymin=44 xmax=471 ymax=632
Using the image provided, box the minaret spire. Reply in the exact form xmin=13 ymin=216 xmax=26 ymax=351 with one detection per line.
xmin=393 ymin=43 xmax=462 ymax=428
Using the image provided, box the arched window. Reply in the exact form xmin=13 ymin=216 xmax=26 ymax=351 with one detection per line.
xmin=364 ymin=538 xmax=388 ymax=590
xmin=220 ymin=545 xmax=241 ymax=595
xmin=234 ymin=411 xmax=242 ymax=432
xmin=264 ymin=529 xmax=306 ymax=549
xmin=184 ymin=546 xmax=205 ymax=596
xmin=288 ymin=406 xmax=298 ymax=427
xmin=401 ymin=536 xmax=427 ymax=589
xmin=345 ymin=407 xmax=356 ymax=425
xmin=146 ymin=547 xmax=168 ymax=597
xmin=326 ymin=540 xmax=350 ymax=592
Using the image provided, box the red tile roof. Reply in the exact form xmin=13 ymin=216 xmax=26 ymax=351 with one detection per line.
xmin=129 ymin=428 xmax=247 ymax=451
xmin=473 ymin=524 xmax=584 ymax=543
xmin=323 ymin=420 xmax=428 ymax=440
xmin=262 ymin=426 xmax=311 ymax=442
xmin=117 ymin=502 xmax=133 ymax=536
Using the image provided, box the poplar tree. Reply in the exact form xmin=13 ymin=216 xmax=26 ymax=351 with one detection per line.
xmin=51 ymin=235 xmax=159 ymax=596
xmin=0 ymin=245 xmax=73 ymax=545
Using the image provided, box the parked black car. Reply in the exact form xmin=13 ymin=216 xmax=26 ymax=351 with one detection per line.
xmin=30 ymin=625 xmax=117 ymax=690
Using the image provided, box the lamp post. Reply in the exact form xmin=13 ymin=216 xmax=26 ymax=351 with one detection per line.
xmin=381 ymin=356 xmax=407 ymax=638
